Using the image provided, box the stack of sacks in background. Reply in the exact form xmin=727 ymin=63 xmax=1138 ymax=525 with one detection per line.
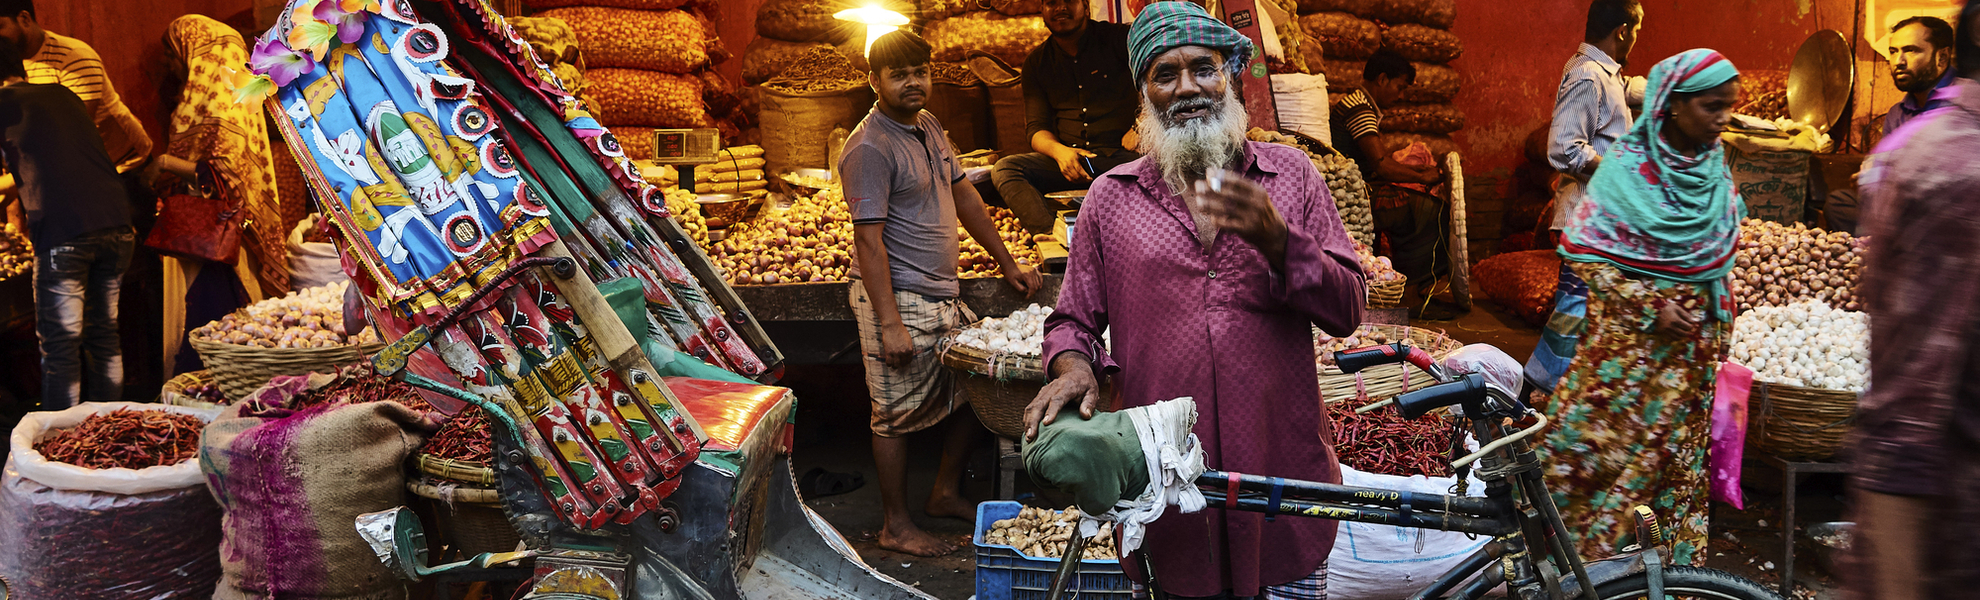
xmin=1299 ymin=0 xmax=1463 ymax=156
xmin=1263 ymin=0 xmax=1328 ymax=144
xmin=920 ymin=0 xmax=1051 ymax=69
xmin=740 ymin=0 xmax=913 ymax=172
xmin=509 ymin=17 xmax=593 ymax=104
xmin=533 ymin=0 xmax=751 ymax=156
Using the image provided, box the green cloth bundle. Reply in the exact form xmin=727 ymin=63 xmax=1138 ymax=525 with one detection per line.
xmin=1021 ymin=408 xmax=1150 ymax=516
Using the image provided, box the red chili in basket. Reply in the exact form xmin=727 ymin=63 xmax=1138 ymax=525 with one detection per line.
xmin=1327 ymin=401 xmax=1456 ymax=478
xmin=31 ymin=409 xmax=207 ymax=470
xmin=422 ymin=406 xmax=494 ymax=466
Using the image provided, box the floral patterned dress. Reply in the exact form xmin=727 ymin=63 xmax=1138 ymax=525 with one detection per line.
xmin=1541 ymin=261 xmax=1726 ymax=565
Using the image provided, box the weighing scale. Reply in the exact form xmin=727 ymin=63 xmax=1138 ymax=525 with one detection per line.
xmin=648 ymin=128 xmax=724 ymax=194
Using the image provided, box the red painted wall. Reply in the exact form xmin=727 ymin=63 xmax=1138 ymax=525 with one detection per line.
xmin=710 ymin=0 xmax=770 ymax=90
xmin=35 ymin=0 xmax=257 ymax=153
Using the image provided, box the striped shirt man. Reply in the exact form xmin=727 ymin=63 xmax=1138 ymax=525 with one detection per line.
xmin=25 ymin=31 xmax=148 ymax=171
xmin=1328 ymin=89 xmax=1382 ymax=179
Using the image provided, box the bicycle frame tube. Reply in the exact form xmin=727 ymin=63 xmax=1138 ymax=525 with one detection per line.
xmin=1197 ymin=487 xmax=1513 ymax=536
xmin=1199 ymin=471 xmax=1503 ymax=518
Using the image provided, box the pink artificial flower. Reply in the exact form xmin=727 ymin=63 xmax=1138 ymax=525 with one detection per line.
xmin=250 ymin=36 xmax=315 ymax=87
xmin=313 ymin=0 xmax=377 ymax=45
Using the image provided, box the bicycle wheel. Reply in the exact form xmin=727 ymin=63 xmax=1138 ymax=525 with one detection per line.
xmin=1593 ymin=566 xmax=1784 ymax=600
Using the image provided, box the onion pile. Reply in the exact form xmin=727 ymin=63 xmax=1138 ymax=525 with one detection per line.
xmin=191 ymin=281 xmax=380 ymax=349
xmin=1732 ymin=219 xmax=1863 ymax=313
xmin=0 ymin=223 xmax=28 ymax=281
xmin=953 ymin=303 xmax=1050 ymax=356
xmin=1730 ymin=299 xmax=1869 ymax=392
xmin=958 ymin=206 xmax=1043 ymax=279
xmin=707 ymin=187 xmax=854 ymax=284
xmin=1353 ymin=240 xmax=1403 ymax=285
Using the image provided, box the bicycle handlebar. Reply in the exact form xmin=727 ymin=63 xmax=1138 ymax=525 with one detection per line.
xmin=1333 ymin=343 xmax=1443 ymax=378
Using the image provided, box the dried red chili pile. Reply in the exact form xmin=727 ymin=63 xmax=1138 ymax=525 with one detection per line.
xmin=32 ymin=409 xmax=207 ymax=470
xmin=422 ymin=406 xmax=493 ymax=466
xmin=1328 ymin=401 xmax=1456 ymax=478
xmin=289 ymin=368 xmax=436 ymax=413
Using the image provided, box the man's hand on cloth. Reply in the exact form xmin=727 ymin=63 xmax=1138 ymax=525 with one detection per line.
xmin=1026 ymin=351 xmax=1103 ymax=440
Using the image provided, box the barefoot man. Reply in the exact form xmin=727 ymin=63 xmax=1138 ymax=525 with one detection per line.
xmin=844 ymin=30 xmax=1043 ymax=556
xmin=1023 ymin=3 xmax=1366 ymax=597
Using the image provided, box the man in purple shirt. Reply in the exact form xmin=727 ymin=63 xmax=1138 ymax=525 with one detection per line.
xmin=1022 ymin=3 xmax=1365 ymax=597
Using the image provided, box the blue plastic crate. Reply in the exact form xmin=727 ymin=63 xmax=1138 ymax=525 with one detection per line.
xmin=974 ymin=501 xmax=1132 ymax=600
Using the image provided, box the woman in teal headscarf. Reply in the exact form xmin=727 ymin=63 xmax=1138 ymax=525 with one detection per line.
xmin=1542 ymin=48 xmax=1743 ymax=564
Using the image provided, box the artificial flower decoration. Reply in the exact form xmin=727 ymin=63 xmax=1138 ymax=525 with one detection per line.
xmin=228 ymin=68 xmax=276 ymax=105
xmin=286 ymin=2 xmax=338 ymax=58
xmin=315 ymin=0 xmax=379 ymax=45
xmin=249 ymin=37 xmax=315 ymax=87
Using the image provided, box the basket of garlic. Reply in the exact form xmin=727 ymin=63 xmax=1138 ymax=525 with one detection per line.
xmin=188 ymin=281 xmax=385 ymax=399
xmin=1729 ymin=299 xmax=1865 ymax=461
xmin=943 ymin=304 xmax=1112 ymax=439
xmin=1355 ymin=240 xmax=1407 ymax=309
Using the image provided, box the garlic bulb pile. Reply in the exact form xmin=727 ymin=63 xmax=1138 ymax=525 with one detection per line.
xmin=1733 ymin=219 xmax=1863 ymax=313
xmin=954 ymin=304 xmax=1051 ymax=356
xmin=1730 ymin=300 xmax=1869 ymax=392
xmin=192 ymin=281 xmax=381 ymax=349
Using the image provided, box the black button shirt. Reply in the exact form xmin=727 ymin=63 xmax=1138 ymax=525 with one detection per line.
xmin=1022 ymin=20 xmax=1136 ymax=151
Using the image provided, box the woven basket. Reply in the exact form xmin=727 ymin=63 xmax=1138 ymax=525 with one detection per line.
xmin=408 ymin=479 xmax=520 ymax=554
xmin=190 ymin=338 xmax=385 ymax=399
xmin=160 ymin=370 xmax=225 ymax=409
xmin=1367 ymin=276 xmax=1407 ymax=309
xmin=417 ymin=454 xmax=498 ymax=487
xmin=1316 ymin=324 xmax=1463 ymax=404
xmin=1745 ymin=380 xmax=1858 ymax=461
xmin=940 ymin=342 xmax=1046 ymax=383
xmin=940 ymin=324 xmax=1054 ymax=439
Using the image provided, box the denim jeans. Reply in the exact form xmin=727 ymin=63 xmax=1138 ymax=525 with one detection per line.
xmin=34 ymin=225 xmax=135 ymax=409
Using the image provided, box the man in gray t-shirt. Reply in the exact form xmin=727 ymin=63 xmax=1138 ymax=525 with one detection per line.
xmin=843 ymin=30 xmax=1041 ymax=558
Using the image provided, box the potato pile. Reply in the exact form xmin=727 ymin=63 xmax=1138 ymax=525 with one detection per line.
xmin=983 ymin=506 xmax=1121 ymax=560
xmin=1738 ymin=90 xmax=1789 ymax=121
xmin=960 ymin=206 xmax=1044 ymax=279
xmin=192 ymin=281 xmax=381 ymax=349
xmin=1732 ymin=219 xmax=1863 ymax=313
xmin=1736 ymin=70 xmax=1789 ymax=120
xmin=707 ymin=187 xmax=854 ymax=284
xmin=1317 ymin=154 xmax=1376 ymax=247
xmin=0 ymin=223 xmax=28 ymax=281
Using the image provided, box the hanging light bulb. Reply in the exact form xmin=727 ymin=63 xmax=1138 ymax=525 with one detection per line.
xmin=833 ymin=5 xmax=910 ymax=57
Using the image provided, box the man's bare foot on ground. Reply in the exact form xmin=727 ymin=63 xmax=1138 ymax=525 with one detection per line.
xmin=925 ymin=492 xmax=974 ymax=520
xmin=879 ymin=523 xmax=955 ymax=557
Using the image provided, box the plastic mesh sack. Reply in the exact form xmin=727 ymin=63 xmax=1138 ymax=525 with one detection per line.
xmin=536 ymin=7 xmax=709 ymax=73
xmin=588 ymin=68 xmax=711 ymax=128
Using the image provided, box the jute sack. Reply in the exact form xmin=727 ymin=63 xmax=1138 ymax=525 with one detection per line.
xmin=760 ymin=85 xmax=874 ymax=174
xmin=202 ymin=375 xmax=436 ymax=600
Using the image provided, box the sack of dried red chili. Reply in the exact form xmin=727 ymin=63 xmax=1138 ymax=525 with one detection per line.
xmin=0 ymin=402 xmax=225 ymax=600
xmin=200 ymin=373 xmax=437 ymax=600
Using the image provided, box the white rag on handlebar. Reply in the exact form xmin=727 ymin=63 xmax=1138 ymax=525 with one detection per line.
xmin=1089 ymin=397 xmax=1207 ymax=555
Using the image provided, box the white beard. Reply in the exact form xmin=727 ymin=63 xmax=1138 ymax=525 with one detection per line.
xmin=1135 ymin=84 xmax=1250 ymax=196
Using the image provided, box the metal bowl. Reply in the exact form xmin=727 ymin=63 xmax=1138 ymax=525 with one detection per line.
xmin=1806 ymin=521 xmax=1853 ymax=575
xmin=696 ymin=193 xmax=754 ymax=224
xmin=1788 ymin=30 xmax=1854 ymax=133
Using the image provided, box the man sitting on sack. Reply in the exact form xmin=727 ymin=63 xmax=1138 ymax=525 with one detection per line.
xmin=1022 ymin=3 xmax=1366 ymax=598
xmin=990 ymin=0 xmax=1140 ymax=234
xmin=1329 ymin=50 xmax=1455 ymax=319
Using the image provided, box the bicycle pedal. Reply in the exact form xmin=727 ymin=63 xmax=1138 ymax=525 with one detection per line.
xmin=1630 ymin=505 xmax=1666 ymax=548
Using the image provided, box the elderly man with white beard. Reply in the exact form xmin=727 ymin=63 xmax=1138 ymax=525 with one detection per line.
xmin=1021 ymin=3 xmax=1366 ymax=598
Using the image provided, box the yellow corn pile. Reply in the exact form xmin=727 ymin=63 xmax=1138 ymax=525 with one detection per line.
xmin=588 ymin=68 xmax=711 ymax=128
xmin=537 ymin=7 xmax=709 ymax=73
